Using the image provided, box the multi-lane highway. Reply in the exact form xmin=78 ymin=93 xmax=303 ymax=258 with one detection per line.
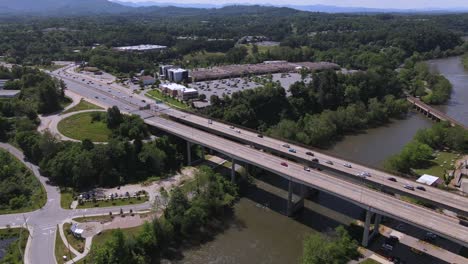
xmin=163 ymin=110 xmax=468 ymax=215
xmin=51 ymin=65 xmax=468 ymax=247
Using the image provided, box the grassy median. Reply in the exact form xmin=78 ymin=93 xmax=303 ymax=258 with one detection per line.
xmin=62 ymin=99 xmax=102 ymax=115
xmin=57 ymin=111 xmax=111 ymax=142
xmin=77 ymin=196 xmax=149 ymax=209
xmin=55 ymin=226 xmax=76 ymax=264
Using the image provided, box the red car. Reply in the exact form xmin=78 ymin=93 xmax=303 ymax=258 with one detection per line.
xmin=281 ymin=162 xmax=288 ymax=167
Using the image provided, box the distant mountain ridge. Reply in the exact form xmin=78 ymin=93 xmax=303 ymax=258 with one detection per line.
xmin=1 ymin=0 xmax=467 ymax=16
xmin=112 ymin=1 xmax=468 ymax=14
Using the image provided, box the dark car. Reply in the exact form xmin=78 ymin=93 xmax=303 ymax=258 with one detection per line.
xmin=257 ymin=134 xmax=263 ymax=138
xmin=416 ymin=186 xmax=426 ymax=191
xmin=280 ymin=162 xmax=288 ymax=167
xmin=306 ymin=151 xmax=314 ymax=156
xmin=312 ymin=158 xmax=319 ymax=163
xmin=387 ymin=177 xmax=397 ymax=182
xmin=404 ymin=184 xmax=415 ymax=191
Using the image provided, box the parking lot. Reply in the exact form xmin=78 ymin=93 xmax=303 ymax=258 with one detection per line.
xmin=189 ymin=72 xmax=312 ymax=105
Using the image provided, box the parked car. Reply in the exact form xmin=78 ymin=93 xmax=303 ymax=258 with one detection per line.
xmin=404 ymin=184 xmax=415 ymax=191
xmin=343 ymin=163 xmax=352 ymax=168
xmin=325 ymin=160 xmax=333 ymax=165
xmin=306 ymin=151 xmax=314 ymax=156
xmin=416 ymin=186 xmax=426 ymax=191
xmin=387 ymin=177 xmax=397 ymax=182
xmin=281 ymin=162 xmax=288 ymax=167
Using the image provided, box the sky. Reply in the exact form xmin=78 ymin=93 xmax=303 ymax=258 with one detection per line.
xmin=117 ymin=0 xmax=468 ymax=9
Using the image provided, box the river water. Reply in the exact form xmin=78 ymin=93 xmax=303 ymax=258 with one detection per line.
xmin=177 ymin=56 xmax=467 ymax=264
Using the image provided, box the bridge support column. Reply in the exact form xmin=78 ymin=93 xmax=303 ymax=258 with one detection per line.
xmin=362 ymin=210 xmax=374 ymax=247
xmin=186 ymin=141 xmax=192 ymax=166
xmin=370 ymin=214 xmax=382 ymax=240
xmin=231 ymin=158 xmax=236 ymax=183
xmin=287 ymin=181 xmax=306 ymax=216
xmin=201 ymin=147 xmax=205 ymax=160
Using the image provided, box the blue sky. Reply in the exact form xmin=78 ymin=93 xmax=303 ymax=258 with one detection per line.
xmin=117 ymin=0 xmax=468 ymax=9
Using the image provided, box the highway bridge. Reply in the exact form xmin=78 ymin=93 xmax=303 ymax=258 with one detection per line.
xmin=162 ymin=109 xmax=468 ymax=216
xmin=52 ymin=66 xmax=468 ymax=248
xmin=407 ymin=96 xmax=467 ymax=129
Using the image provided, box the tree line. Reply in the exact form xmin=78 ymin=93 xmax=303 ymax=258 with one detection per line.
xmin=203 ymin=69 xmax=410 ymax=148
xmin=90 ymin=166 xmax=238 ymax=264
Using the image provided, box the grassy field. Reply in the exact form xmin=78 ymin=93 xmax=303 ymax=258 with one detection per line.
xmin=60 ymin=188 xmax=75 ymax=209
xmin=414 ymin=151 xmax=460 ymax=178
xmin=55 ymin=226 xmax=76 ymax=264
xmin=63 ymin=223 xmax=85 ymax=253
xmin=62 ymin=100 xmax=102 ymax=115
xmin=77 ymin=196 xmax=148 ymax=209
xmin=146 ymin=89 xmax=190 ymax=110
xmin=0 ymin=150 xmax=46 ymax=215
xmin=57 ymin=111 xmax=112 ymax=142
xmin=0 ymin=228 xmax=29 ymax=264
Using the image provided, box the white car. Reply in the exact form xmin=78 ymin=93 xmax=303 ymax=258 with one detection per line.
xmin=343 ymin=163 xmax=352 ymax=168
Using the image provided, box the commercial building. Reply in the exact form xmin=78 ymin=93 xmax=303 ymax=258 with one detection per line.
xmin=416 ymin=174 xmax=442 ymax=186
xmin=159 ymin=65 xmax=175 ymax=79
xmin=139 ymin=75 xmax=156 ymax=86
xmin=114 ymin=44 xmax=167 ymax=52
xmin=167 ymin=68 xmax=189 ymax=83
xmin=160 ymin=83 xmax=198 ymax=101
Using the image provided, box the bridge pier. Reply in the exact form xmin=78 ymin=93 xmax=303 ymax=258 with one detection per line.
xmin=200 ymin=146 xmax=205 ymax=160
xmin=186 ymin=141 xmax=192 ymax=166
xmin=362 ymin=211 xmax=383 ymax=247
xmin=231 ymin=158 xmax=236 ymax=183
xmin=287 ymin=180 xmax=307 ymax=216
xmin=362 ymin=210 xmax=373 ymax=247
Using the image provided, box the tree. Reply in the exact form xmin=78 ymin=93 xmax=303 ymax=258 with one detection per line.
xmin=302 ymin=226 xmax=358 ymax=264
xmin=106 ymin=106 xmax=123 ymax=129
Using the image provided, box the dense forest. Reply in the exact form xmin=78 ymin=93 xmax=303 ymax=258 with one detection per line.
xmin=0 ymin=8 xmax=465 ymax=74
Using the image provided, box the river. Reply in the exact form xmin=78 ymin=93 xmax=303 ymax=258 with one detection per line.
xmin=176 ymin=56 xmax=467 ymax=264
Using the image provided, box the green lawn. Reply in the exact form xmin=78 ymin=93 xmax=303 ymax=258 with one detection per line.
xmin=73 ymin=215 xmax=114 ymax=223
xmin=77 ymin=196 xmax=148 ymax=209
xmin=55 ymin=226 xmax=76 ymax=264
xmin=0 ymin=150 xmax=46 ymax=214
xmin=57 ymin=111 xmax=111 ymax=142
xmin=413 ymin=151 xmax=460 ymax=178
xmin=60 ymin=188 xmax=75 ymax=209
xmin=62 ymin=100 xmax=102 ymax=115
xmin=146 ymin=89 xmax=190 ymax=110
xmin=0 ymin=228 xmax=29 ymax=264
xmin=63 ymin=223 xmax=85 ymax=253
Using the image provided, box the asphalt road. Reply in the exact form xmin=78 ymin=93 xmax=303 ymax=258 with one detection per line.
xmin=51 ymin=65 xmax=468 ymax=248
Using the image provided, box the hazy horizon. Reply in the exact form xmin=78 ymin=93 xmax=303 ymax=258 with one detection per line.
xmin=115 ymin=0 xmax=468 ymax=9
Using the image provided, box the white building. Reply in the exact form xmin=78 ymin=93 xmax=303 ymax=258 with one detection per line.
xmin=167 ymin=68 xmax=189 ymax=83
xmin=114 ymin=44 xmax=167 ymax=52
xmin=416 ymin=174 xmax=442 ymax=186
xmin=160 ymin=83 xmax=198 ymax=101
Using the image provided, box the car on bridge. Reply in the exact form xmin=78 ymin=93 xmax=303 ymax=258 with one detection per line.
xmin=387 ymin=177 xmax=397 ymax=182
xmin=282 ymin=143 xmax=290 ymax=148
xmin=325 ymin=160 xmax=333 ymax=165
xmin=289 ymin=148 xmax=296 ymax=153
xmin=416 ymin=186 xmax=426 ymax=191
xmin=404 ymin=184 xmax=415 ymax=191
xmin=281 ymin=162 xmax=288 ymax=167
xmin=306 ymin=151 xmax=314 ymax=156
xmin=304 ymin=167 xmax=311 ymax=172
xmin=343 ymin=163 xmax=352 ymax=168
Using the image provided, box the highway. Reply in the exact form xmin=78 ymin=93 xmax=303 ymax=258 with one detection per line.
xmin=51 ymin=65 xmax=468 ymax=247
xmin=163 ymin=110 xmax=468 ymax=216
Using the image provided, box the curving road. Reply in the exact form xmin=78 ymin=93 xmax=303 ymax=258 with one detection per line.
xmin=0 ymin=143 xmax=152 ymax=264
